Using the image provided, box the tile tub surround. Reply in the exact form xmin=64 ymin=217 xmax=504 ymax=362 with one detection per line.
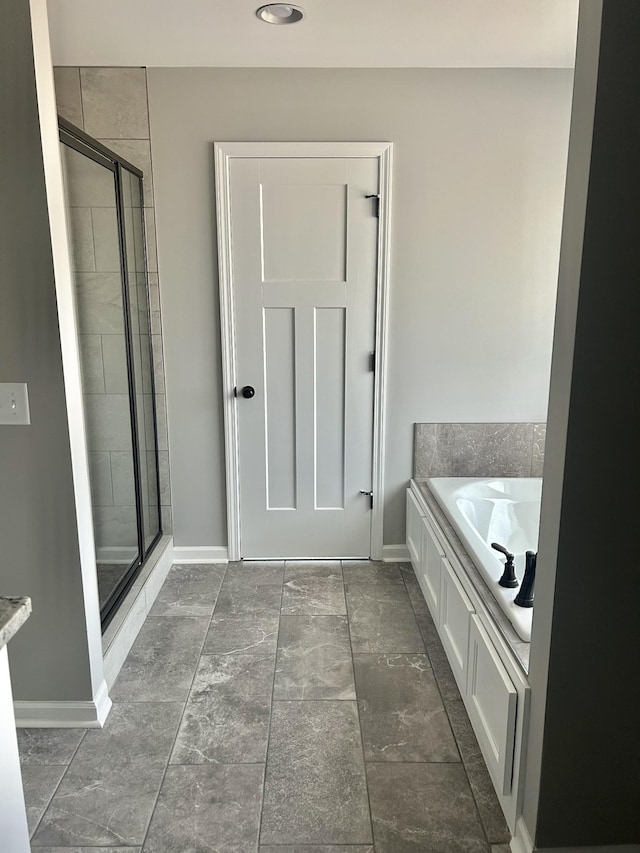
xmin=54 ymin=66 xmax=172 ymax=536
xmin=23 ymin=560 xmax=510 ymax=849
xmin=414 ymin=422 xmax=547 ymax=479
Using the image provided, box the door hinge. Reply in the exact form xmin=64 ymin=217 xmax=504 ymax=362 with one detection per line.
xmin=360 ymin=489 xmax=374 ymax=509
xmin=369 ymin=351 xmax=376 ymax=372
xmin=365 ymin=194 xmax=380 ymax=218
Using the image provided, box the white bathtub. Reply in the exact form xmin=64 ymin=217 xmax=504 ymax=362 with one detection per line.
xmin=427 ymin=477 xmax=542 ymax=642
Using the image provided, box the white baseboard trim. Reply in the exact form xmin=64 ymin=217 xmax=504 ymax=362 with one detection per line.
xmin=381 ymin=544 xmax=411 ymax=562
xmin=173 ymin=544 xmax=404 ymax=564
xmin=15 ymin=679 xmax=112 ymax=728
xmin=172 ymin=545 xmax=229 ymax=564
xmin=511 ymin=817 xmax=534 ymax=853
xmin=93 ymin=678 xmax=112 ymax=726
xmin=102 ymin=536 xmax=174 ymax=690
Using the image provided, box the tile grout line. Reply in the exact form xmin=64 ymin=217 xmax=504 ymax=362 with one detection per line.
xmin=26 ymin=725 xmax=89 ymax=841
xmin=350 ymin=560 xmax=466 ymax=848
xmin=24 ymin=764 xmax=66 ymax=841
xmin=399 ymin=565 xmax=463 ymax=759
xmin=401 ymin=564 xmax=496 ymax=849
xmin=341 ymin=559 xmax=376 ymax=849
xmin=257 ymin=560 xmax=287 ymax=848
xmin=137 ymin=560 xmax=230 ymax=852
xmin=262 ymin=561 xmax=371 ymax=846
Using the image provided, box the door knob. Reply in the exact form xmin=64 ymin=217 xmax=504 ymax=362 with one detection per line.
xmin=241 ymin=385 xmax=255 ymax=399
xmin=360 ymin=489 xmax=374 ymax=509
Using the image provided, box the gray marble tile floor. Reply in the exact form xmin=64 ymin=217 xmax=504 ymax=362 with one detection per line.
xmin=20 ymin=559 xmax=511 ymax=851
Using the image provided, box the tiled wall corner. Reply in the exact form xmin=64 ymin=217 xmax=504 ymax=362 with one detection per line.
xmin=54 ymin=65 xmax=172 ymax=534
xmin=414 ymin=423 xmax=546 ymax=479
xmin=161 ymin=505 xmax=173 ymax=535
xmin=53 ymin=66 xmax=83 ymax=125
xmin=79 ymin=67 xmax=150 ymax=139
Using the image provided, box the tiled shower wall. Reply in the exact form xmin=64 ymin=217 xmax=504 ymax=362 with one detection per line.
xmin=53 ymin=66 xmax=172 ymax=534
xmin=414 ymin=422 xmax=546 ymax=479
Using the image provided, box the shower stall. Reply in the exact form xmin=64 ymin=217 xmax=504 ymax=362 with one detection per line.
xmin=59 ymin=118 xmax=162 ymax=629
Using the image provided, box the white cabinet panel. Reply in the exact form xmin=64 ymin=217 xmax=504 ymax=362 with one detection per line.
xmin=467 ymin=615 xmax=518 ymax=796
xmin=406 ymin=488 xmax=424 ymax=570
xmin=405 ymin=481 xmax=528 ymax=834
xmin=439 ymin=557 xmax=474 ymax=693
xmin=420 ymin=517 xmax=445 ymax=621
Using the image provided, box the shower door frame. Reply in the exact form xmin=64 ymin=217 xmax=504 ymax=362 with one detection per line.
xmin=59 ymin=117 xmax=163 ymax=630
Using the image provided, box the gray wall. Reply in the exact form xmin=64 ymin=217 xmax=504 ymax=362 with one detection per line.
xmin=147 ymin=68 xmax=573 ymax=548
xmin=525 ymin=1 xmax=640 ymax=846
xmin=0 ymin=0 xmax=93 ymax=700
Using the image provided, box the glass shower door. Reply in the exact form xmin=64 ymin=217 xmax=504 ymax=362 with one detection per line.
xmin=61 ymin=142 xmax=140 ymax=610
xmin=121 ymin=168 xmax=161 ymax=552
xmin=60 ymin=120 xmax=163 ymax=628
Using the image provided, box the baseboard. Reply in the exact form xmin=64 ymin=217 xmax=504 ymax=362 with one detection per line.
xmin=14 ymin=679 xmax=112 ymax=728
xmin=511 ymin=817 xmax=534 ymax=853
xmin=102 ymin=536 xmax=174 ymax=690
xmin=173 ymin=544 xmax=401 ymax=564
xmin=172 ymin=545 xmax=229 ymax=564
xmin=381 ymin=544 xmax=410 ymax=562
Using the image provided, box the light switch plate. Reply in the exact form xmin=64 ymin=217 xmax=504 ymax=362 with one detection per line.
xmin=0 ymin=383 xmax=31 ymax=425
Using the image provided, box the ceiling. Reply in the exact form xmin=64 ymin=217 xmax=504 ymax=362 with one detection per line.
xmin=48 ymin=0 xmax=579 ymax=68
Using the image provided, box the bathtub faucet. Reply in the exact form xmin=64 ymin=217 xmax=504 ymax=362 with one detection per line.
xmin=514 ymin=551 xmax=536 ymax=608
xmin=491 ymin=542 xmax=519 ymax=589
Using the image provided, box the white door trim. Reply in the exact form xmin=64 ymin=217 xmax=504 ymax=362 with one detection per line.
xmin=214 ymin=141 xmax=393 ymax=561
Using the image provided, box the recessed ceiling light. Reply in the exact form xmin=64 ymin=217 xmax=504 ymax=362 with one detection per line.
xmin=256 ymin=4 xmax=305 ymax=25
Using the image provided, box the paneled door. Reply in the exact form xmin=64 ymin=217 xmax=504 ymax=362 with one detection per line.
xmin=223 ymin=151 xmax=383 ymax=558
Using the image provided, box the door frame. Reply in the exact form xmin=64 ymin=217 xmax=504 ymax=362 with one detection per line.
xmin=214 ymin=141 xmax=393 ymax=561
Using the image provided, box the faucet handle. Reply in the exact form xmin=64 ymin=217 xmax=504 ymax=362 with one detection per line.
xmin=493 ymin=542 xmax=519 ymax=588
xmin=491 ymin=542 xmax=515 ymax=562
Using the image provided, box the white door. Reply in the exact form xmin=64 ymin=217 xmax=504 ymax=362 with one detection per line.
xmin=227 ymin=154 xmax=380 ymax=558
